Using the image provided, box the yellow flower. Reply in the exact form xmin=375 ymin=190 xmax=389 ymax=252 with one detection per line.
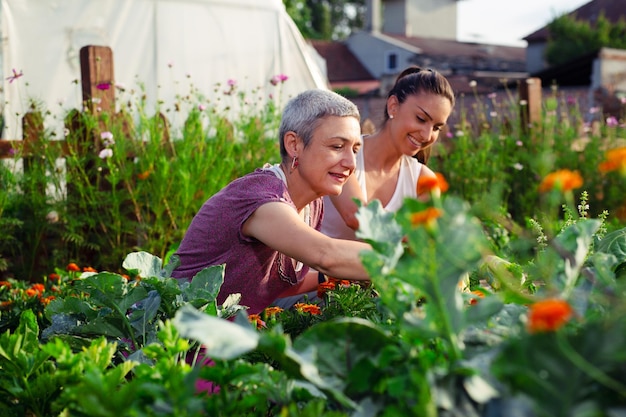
xmin=538 ymin=169 xmax=583 ymax=193
xmin=598 ymin=146 xmax=626 ymax=176
xmin=527 ymin=298 xmax=573 ymax=333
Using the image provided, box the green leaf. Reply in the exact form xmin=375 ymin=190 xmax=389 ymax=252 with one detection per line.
xmin=293 ymin=317 xmax=393 ymax=394
xmin=172 ymin=305 xmax=259 ymax=360
xmin=122 ymin=251 xmax=164 ymax=278
xmin=355 ymin=199 xmax=404 ymax=273
xmin=595 ymin=227 xmax=626 ymax=272
xmin=182 ymin=264 xmax=225 ymax=308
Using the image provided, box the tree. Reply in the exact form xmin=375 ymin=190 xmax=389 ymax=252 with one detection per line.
xmin=545 ymin=12 xmax=626 ymax=67
xmin=283 ymin=0 xmax=366 ymax=40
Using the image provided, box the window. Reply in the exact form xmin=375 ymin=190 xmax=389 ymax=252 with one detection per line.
xmin=386 ymin=52 xmax=398 ymax=72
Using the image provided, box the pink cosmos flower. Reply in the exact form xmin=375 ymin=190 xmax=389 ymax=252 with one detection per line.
xmin=99 ymin=148 xmax=113 ymax=159
xmin=606 ymin=116 xmax=619 ymax=128
xmin=270 ymin=74 xmax=289 ymax=86
xmin=6 ymin=69 xmax=23 ymax=83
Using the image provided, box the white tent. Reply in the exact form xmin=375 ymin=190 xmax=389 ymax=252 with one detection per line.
xmin=0 ymin=0 xmax=329 ymax=138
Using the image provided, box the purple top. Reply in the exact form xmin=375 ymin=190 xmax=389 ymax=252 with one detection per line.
xmin=171 ymin=168 xmax=323 ymax=314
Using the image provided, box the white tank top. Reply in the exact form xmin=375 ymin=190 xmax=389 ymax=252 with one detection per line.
xmin=321 ymin=147 xmax=423 ymax=240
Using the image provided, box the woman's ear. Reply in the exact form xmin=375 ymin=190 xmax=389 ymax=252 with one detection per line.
xmin=387 ymin=95 xmax=399 ymax=118
xmin=283 ymin=131 xmax=300 ymax=158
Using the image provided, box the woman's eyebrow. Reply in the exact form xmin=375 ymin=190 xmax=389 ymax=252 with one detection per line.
xmin=415 ymin=104 xmax=432 ymax=121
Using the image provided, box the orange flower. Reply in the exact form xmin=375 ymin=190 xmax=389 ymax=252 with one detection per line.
xmin=25 ymin=288 xmax=39 ymax=297
xmin=410 ymin=207 xmax=442 ymax=227
xmin=598 ymin=146 xmax=626 ymax=175
xmin=317 ymin=280 xmax=337 ymax=298
xmin=0 ymin=281 xmax=12 ymax=289
xmin=31 ymin=283 xmax=45 ymax=294
xmin=82 ymin=266 xmax=97 ymax=273
xmin=417 ymin=172 xmax=449 ymax=195
xmin=67 ymin=262 xmax=80 ymax=272
xmin=0 ymin=300 xmax=13 ymax=310
xmin=294 ymin=303 xmax=322 ymax=315
xmin=41 ymin=295 xmax=56 ymax=306
xmin=538 ymin=169 xmax=583 ymax=193
xmin=263 ymin=306 xmax=284 ymax=317
xmin=527 ymin=298 xmax=573 ymax=333
xmin=468 ymin=290 xmax=485 ymax=305
xmin=137 ymin=169 xmax=152 ymax=180
xmin=248 ymin=313 xmax=266 ymax=329
xmin=48 ymin=273 xmax=60 ymax=282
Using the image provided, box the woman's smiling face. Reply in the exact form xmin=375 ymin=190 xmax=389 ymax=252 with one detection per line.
xmin=388 ymin=92 xmax=452 ymax=155
xmin=298 ymin=115 xmax=362 ymax=197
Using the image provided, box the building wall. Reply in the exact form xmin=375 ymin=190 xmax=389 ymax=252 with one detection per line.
xmin=346 ymin=31 xmax=420 ymax=78
xmin=378 ymin=0 xmax=457 ymax=39
xmin=526 ymin=43 xmax=547 ymax=74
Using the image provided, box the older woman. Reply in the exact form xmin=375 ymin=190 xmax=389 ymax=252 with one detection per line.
xmin=171 ymin=89 xmax=371 ymax=314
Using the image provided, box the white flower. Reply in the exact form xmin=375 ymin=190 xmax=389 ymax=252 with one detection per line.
xmin=99 ymin=148 xmax=113 ymax=159
xmin=100 ymin=131 xmax=115 ymax=147
xmin=513 ymin=163 xmax=523 ymax=171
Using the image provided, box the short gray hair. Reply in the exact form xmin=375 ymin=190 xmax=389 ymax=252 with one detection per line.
xmin=279 ymin=89 xmax=360 ymax=159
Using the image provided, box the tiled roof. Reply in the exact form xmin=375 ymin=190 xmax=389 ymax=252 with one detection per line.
xmin=386 ymin=35 xmax=526 ymax=62
xmin=524 ymin=0 xmax=625 ymax=42
xmin=310 ymin=40 xmax=375 ymax=82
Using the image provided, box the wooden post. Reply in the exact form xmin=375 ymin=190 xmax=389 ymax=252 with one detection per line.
xmin=21 ymin=111 xmax=47 ymax=202
xmin=519 ymin=77 xmax=542 ymax=134
xmin=80 ymin=45 xmax=115 ymax=116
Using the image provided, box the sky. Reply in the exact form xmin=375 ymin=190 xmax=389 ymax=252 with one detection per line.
xmin=457 ymin=0 xmax=592 ymax=46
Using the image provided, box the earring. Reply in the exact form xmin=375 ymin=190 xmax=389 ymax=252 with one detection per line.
xmin=291 ymin=156 xmax=299 ymax=170
xmin=389 ymin=114 xmax=394 ymax=119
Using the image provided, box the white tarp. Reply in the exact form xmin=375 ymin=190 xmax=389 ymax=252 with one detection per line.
xmin=0 ymin=0 xmax=328 ymax=138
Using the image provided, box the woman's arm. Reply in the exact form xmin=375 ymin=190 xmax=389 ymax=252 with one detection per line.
xmin=243 ymin=201 xmax=371 ymax=281
xmin=328 ymin=174 xmax=365 ymax=231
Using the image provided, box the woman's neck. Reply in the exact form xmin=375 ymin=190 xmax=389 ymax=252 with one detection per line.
xmin=365 ymin=131 xmax=402 ymax=173
xmin=280 ymin=162 xmax=312 ymax=213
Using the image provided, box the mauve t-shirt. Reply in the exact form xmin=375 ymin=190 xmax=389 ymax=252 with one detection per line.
xmin=171 ymin=168 xmax=323 ymax=314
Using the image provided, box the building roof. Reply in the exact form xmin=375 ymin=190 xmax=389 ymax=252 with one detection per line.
xmin=310 ymin=40 xmax=379 ymax=94
xmin=524 ymin=0 xmax=626 ymax=42
xmin=386 ymin=35 xmax=526 ymax=63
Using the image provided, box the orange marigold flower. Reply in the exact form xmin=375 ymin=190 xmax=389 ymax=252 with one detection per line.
xmin=527 ymin=298 xmax=573 ymax=333
xmin=48 ymin=273 xmax=60 ymax=282
xmin=41 ymin=295 xmax=56 ymax=306
xmin=410 ymin=207 xmax=442 ymax=227
xmin=468 ymin=290 xmax=485 ymax=305
xmin=83 ymin=266 xmax=97 ymax=273
xmin=294 ymin=303 xmax=322 ymax=315
xmin=0 ymin=300 xmax=13 ymax=310
xmin=598 ymin=146 xmax=626 ymax=175
xmin=248 ymin=313 xmax=266 ymax=329
xmin=417 ymin=172 xmax=449 ymax=195
xmin=137 ymin=169 xmax=152 ymax=180
xmin=317 ymin=280 xmax=337 ymax=298
xmin=538 ymin=169 xmax=583 ymax=193
xmin=264 ymin=306 xmax=284 ymax=317
xmin=25 ymin=288 xmax=39 ymax=297
xmin=0 ymin=281 xmax=12 ymax=289
xmin=31 ymin=283 xmax=45 ymax=293
xmin=67 ymin=262 xmax=80 ymax=272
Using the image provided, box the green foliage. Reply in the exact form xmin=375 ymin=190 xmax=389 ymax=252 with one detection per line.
xmin=1 ymin=79 xmax=282 ymax=281
xmin=545 ymin=12 xmax=626 ymax=66
xmin=283 ymin=0 xmax=365 ymax=40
